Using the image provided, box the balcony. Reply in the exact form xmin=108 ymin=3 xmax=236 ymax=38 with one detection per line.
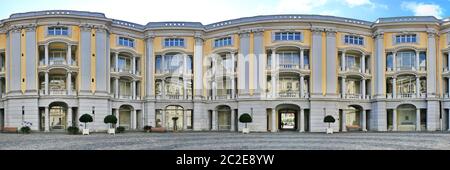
xmin=386 ymin=93 xmax=427 ymax=99
xmin=267 ymin=64 xmax=310 ymax=70
xmin=39 ymin=60 xmax=77 ymax=67
xmin=155 ymin=95 xmax=193 ymax=100
xmin=266 ymin=92 xmax=310 ymax=99
xmin=39 ymin=89 xmax=77 ymax=96
xmin=278 ymin=92 xmax=298 ymax=98
xmin=387 ymin=66 xmax=426 ymax=72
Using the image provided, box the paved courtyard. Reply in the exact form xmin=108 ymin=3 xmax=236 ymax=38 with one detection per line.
xmin=1 ymin=132 xmax=450 ymax=150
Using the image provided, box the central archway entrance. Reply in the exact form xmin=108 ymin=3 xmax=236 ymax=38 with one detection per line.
xmin=397 ymin=104 xmax=417 ymax=131
xmin=165 ymin=105 xmax=184 ymax=131
xmin=119 ymin=105 xmax=133 ymax=129
xmin=217 ymin=105 xmax=232 ymax=131
xmin=277 ymin=104 xmax=300 ymax=131
xmin=49 ymin=102 xmax=68 ymax=131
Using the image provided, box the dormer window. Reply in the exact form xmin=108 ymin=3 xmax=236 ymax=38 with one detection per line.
xmin=344 ymin=35 xmax=364 ymax=45
xmin=274 ymin=32 xmax=301 ymax=41
xmin=48 ymin=26 xmax=69 ymax=36
xmin=395 ymin=34 xmax=417 ymax=44
xmin=119 ymin=37 xmax=135 ymax=48
xmin=214 ymin=37 xmax=232 ymax=47
xmin=164 ymin=38 xmax=185 ymax=47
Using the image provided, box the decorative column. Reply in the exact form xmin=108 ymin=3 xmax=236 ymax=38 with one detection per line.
xmin=132 ymin=109 xmax=137 ymax=129
xmin=132 ymin=56 xmax=136 ymax=74
xmin=393 ymin=77 xmax=397 ymax=98
xmin=132 ymin=80 xmax=136 ymax=100
xmin=448 ymin=77 xmax=450 ymax=97
xmin=44 ymin=107 xmax=50 ymax=132
xmin=45 ymin=72 xmax=49 ymax=95
xmin=67 ymin=107 xmax=72 ymax=127
xmin=447 ymin=51 xmax=450 ymax=71
xmin=271 ymin=108 xmax=277 ymax=132
xmin=115 ymin=52 xmax=119 ymax=72
xmin=212 ymin=110 xmax=218 ymax=131
xmin=341 ymin=77 xmax=346 ymax=98
xmin=114 ymin=77 xmax=119 ymax=98
xmin=231 ymin=53 xmax=236 ymax=98
xmin=67 ymin=72 xmax=72 ymax=95
xmin=271 ymin=50 xmax=276 ymax=98
xmin=0 ymin=78 xmax=3 ymax=98
xmin=393 ymin=109 xmax=398 ymax=131
xmin=183 ymin=79 xmax=188 ymax=99
xmin=299 ymin=109 xmax=305 ymax=132
xmin=45 ymin=44 xmax=49 ymax=66
xmin=361 ymin=55 xmax=365 ymax=73
xmin=392 ymin=52 xmax=397 ymax=71
xmin=300 ymin=76 xmax=305 ymax=98
xmin=362 ymin=79 xmax=366 ymax=99
xmin=415 ymin=50 xmax=420 ymax=71
xmin=67 ymin=45 xmax=72 ymax=65
xmin=416 ymin=109 xmax=421 ymax=131
xmin=300 ymin=49 xmax=305 ymax=69
xmin=161 ymin=79 xmax=166 ymax=98
xmin=230 ymin=109 xmax=235 ymax=132
xmin=342 ymin=110 xmax=347 ymax=132
xmin=212 ymin=81 xmax=216 ymax=100
xmin=341 ymin=51 xmax=346 ymax=71
xmin=362 ymin=110 xmax=367 ymax=132
xmin=416 ymin=76 xmax=421 ymax=98
xmin=161 ymin=110 xmax=166 ymax=128
xmin=183 ymin=55 xmax=187 ymax=74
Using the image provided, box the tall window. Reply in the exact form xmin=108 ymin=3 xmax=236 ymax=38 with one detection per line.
xmin=120 ymin=80 xmax=131 ymax=97
xmin=164 ymin=38 xmax=185 ymax=47
xmin=395 ymin=34 xmax=417 ymax=44
xmin=214 ymin=37 xmax=232 ymax=47
xmin=344 ymin=35 xmax=364 ymax=45
xmin=396 ymin=76 xmax=417 ymax=95
xmin=397 ymin=51 xmax=416 ymax=69
xmin=274 ymin=32 xmax=301 ymax=41
xmin=277 ymin=52 xmax=300 ymax=67
xmin=119 ymin=37 xmax=135 ymax=48
xmin=48 ymin=26 xmax=68 ymax=36
xmin=118 ymin=56 xmax=131 ymax=71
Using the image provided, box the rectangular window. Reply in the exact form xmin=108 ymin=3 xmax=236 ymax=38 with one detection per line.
xmin=344 ymin=35 xmax=364 ymax=45
xmin=395 ymin=34 xmax=417 ymax=44
xmin=48 ymin=27 xmax=69 ymax=36
xmin=164 ymin=38 xmax=185 ymax=47
xmin=214 ymin=37 xmax=232 ymax=47
xmin=118 ymin=37 xmax=135 ymax=48
xmin=274 ymin=32 xmax=301 ymax=41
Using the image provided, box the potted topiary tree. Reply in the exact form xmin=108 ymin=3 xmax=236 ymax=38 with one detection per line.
xmin=239 ymin=113 xmax=252 ymax=134
xmin=104 ymin=115 xmax=118 ymax=135
xmin=79 ymin=114 xmax=93 ymax=135
xmin=324 ymin=115 xmax=336 ymax=134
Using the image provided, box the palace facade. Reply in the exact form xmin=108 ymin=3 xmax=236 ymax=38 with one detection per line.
xmin=0 ymin=10 xmax=450 ymax=133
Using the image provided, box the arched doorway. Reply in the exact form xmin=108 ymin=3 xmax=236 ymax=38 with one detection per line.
xmin=119 ymin=105 xmax=133 ymax=129
xmin=165 ymin=105 xmax=184 ymax=131
xmin=343 ymin=105 xmax=363 ymax=131
xmin=49 ymin=102 xmax=68 ymax=131
xmin=217 ymin=105 xmax=232 ymax=131
xmin=276 ymin=104 xmax=301 ymax=131
xmin=397 ymin=104 xmax=417 ymax=131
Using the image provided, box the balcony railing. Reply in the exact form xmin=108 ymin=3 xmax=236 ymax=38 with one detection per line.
xmin=267 ymin=64 xmax=310 ymax=70
xmin=39 ymin=60 xmax=77 ymax=66
xmin=39 ymin=89 xmax=77 ymax=96
xmin=387 ymin=93 xmax=427 ymax=99
xmin=278 ymin=92 xmax=298 ymax=98
xmin=387 ymin=66 xmax=427 ymax=72
xmin=155 ymin=94 xmax=193 ymax=100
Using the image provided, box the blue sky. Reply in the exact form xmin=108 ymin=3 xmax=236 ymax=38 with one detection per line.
xmin=0 ymin=0 xmax=449 ymax=24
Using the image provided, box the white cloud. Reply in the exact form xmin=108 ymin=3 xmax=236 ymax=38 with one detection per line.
xmin=275 ymin=0 xmax=329 ymax=13
xmin=402 ymin=2 xmax=443 ymax=19
xmin=344 ymin=0 xmax=373 ymax=8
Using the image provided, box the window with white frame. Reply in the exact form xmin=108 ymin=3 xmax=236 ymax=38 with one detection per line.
xmin=119 ymin=37 xmax=135 ymax=48
xmin=164 ymin=38 xmax=185 ymax=47
xmin=395 ymin=34 xmax=417 ymax=44
xmin=48 ymin=26 xmax=69 ymax=36
xmin=274 ymin=32 xmax=301 ymax=41
xmin=396 ymin=51 xmax=416 ymax=69
xmin=344 ymin=35 xmax=364 ymax=45
xmin=214 ymin=37 xmax=232 ymax=47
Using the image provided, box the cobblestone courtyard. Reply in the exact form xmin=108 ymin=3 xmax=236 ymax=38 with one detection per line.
xmin=1 ymin=132 xmax=450 ymax=150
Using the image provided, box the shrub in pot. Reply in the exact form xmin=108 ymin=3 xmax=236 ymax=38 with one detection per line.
xmin=116 ymin=126 xmax=126 ymax=133
xmin=20 ymin=126 xmax=31 ymax=134
xmin=324 ymin=115 xmax=336 ymax=134
xmin=239 ymin=113 xmax=253 ymax=134
xmin=144 ymin=126 xmax=152 ymax=133
xmin=104 ymin=115 xmax=118 ymax=135
xmin=79 ymin=114 xmax=93 ymax=135
xmin=67 ymin=126 xmax=80 ymax=135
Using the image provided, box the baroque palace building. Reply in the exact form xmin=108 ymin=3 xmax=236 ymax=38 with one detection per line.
xmin=0 ymin=10 xmax=450 ymax=133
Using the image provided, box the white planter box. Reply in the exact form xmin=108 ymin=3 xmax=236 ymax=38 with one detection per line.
xmin=326 ymin=128 xmax=333 ymax=134
xmin=242 ymin=128 xmax=250 ymax=134
xmin=108 ymin=128 xmax=115 ymax=135
xmin=82 ymin=129 xmax=90 ymax=135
